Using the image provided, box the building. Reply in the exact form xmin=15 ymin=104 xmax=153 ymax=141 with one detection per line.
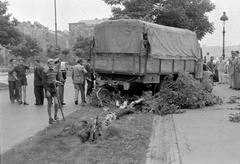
xmin=68 ymin=19 xmax=106 ymax=48
xmin=48 ymin=30 xmax=68 ymax=50
xmin=16 ymin=21 xmax=69 ymax=52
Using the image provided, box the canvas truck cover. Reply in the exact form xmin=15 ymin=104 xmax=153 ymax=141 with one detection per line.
xmin=94 ymin=19 xmax=200 ymax=60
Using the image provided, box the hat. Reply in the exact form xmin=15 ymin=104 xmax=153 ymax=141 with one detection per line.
xmin=47 ymin=59 xmax=54 ymax=64
xmin=54 ymin=58 xmax=61 ymax=64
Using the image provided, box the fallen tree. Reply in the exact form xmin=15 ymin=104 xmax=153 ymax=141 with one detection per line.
xmin=89 ymin=71 xmax=223 ymax=116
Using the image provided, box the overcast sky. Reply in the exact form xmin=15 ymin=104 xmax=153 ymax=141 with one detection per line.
xmin=6 ymin=0 xmax=240 ymax=47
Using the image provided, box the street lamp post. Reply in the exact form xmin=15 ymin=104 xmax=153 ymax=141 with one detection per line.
xmin=220 ymin=12 xmax=228 ymax=60
xmin=54 ymin=0 xmax=58 ymax=48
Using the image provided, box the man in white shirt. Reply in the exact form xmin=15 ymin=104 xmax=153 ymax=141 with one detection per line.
xmin=216 ymin=56 xmax=225 ymax=84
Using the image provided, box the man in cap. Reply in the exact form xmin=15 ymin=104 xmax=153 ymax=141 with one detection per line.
xmin=54 ymin=58 xmax=66 ymax=105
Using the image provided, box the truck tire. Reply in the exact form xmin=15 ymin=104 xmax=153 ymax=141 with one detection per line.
xmin=153 ymin=79 xmax=169 ymax=94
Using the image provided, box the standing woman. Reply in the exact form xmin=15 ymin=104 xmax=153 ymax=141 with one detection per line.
xmin=233 ymin=51 xmax=240 ymax=90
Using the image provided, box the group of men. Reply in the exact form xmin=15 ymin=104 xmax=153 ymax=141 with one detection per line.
xmin=206 ymin=50 xmax=240 ymax=89
xmin=7 ymin=57 xmax=93 ymax=124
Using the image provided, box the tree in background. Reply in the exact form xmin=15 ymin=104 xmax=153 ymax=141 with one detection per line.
xmin=62 ymin=48 xmax=70 ymax=62
xmin=46 ymin=45 xmax=61 ymax=59
xmin=103 ymin=0 xmax=215 ymax=40
xmin=73 ymin=35 xmax=92 ymax=59
xmin=10 ymin=34 xmax=42 ymax=59
xmin=0 ymin=0 xmax=22 ymax=47
xmin=74 ymin=48 xmax=84 ymax=58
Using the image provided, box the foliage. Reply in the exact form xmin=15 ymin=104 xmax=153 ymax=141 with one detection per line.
xmin=0 ymin=0 xmax=22 ymax=46
xmin=103 ymin=0 xmax=215 ymax=40
xmin=46 ymin=45 xmax=61 ymax=59
xmin=73 ymin=35 xmax=92 ymax=59
xmin=10 ymin=35 xmax=42 ymax=59
xmin=89 ymin=71 xmax=222 ymax=116
xmin=74 ymin=48 xmax=84 ymax=58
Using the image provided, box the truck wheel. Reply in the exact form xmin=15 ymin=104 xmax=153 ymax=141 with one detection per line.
xmin=153 ymin=80 xmax=169 ymax=94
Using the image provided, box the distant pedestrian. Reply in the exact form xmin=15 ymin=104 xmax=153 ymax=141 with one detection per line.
xmin=11 ymin=58 xmax=30 ymax=105
xmin=206 ymin=56 xmax=216 ymax=86
xmin=227 ymin=51 xmax=236 ymax=89
xmin=233 ymin=51 xmax=240 ymax=90
xmin=216 ymin=56 xmax=225 ymax=84
xmin=72 ymin=58 xmax=87 ymax=106
xmin=34 ymin=59 xmax=44 ymax=105
xmin=7 ymin=59 xmax=19 ymax=103
xmin=42 ymin=59 xmax=62 ymax=124
xmin=85 ymin=58 xmax=94 ymax=97
xmin=54 ymin=58 xmax=66 ymax=105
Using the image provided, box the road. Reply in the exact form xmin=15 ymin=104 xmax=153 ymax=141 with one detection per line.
xmin=0 ymin=74 xmax=82 ymax=154
xmin=146 ymin=84 xmax=240 ymax=164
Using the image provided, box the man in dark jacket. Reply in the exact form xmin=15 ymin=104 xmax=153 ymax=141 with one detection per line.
xmin=7 ymin=59 xmax=19 ymax=102
xmin=34 ymin=60 xmax=44 ymax=105
xmin=85 ymin=59 xmax=94 ymax=97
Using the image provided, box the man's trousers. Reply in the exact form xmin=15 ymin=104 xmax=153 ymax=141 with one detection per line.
xmin=34 ymin=86 xmax=44 ymax=105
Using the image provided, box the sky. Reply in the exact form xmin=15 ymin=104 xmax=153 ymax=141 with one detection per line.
xmin=6 ymin=0 xmax=240 ymax=47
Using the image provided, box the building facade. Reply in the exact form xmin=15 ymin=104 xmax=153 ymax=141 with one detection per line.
xmin=16 ymin=21 xmax=69 ymax=52
xmin=69 ymin=19 xmax=106 ymax=48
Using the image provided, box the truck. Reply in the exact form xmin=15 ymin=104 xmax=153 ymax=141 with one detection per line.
xmin=91 ymin=19 xmax=203 ymax=94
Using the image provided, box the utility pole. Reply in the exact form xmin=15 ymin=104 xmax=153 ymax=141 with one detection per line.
xmin=54 ymin=0 xmax=58 ymax=48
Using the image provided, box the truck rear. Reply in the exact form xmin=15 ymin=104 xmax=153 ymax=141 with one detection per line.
xmin=91 ymin=19 xmax=203 ymax=93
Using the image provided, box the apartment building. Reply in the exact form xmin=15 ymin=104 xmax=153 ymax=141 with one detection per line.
xmin=16 ymin=21 xmax=69 ymax=51
xmin=69 ymin=19 xmax=106 ymax=48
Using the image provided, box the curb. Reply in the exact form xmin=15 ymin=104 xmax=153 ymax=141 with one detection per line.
xmin=0 ymin=87 xmax=8 ymax=91
xmin=146 ymin=115 xmax=181 ymax=164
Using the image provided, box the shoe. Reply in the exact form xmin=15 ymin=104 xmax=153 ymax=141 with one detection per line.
xmin=49 ymin=118 xmax=55 ymax=124
xmin=81 ymin=102 xmax=86 ymax=107
xmin=11 ymin=99 xmax=15 ymax=103
xmin=54 ymin=115 xmax=59 ymax=121
xmin=18 ymin=101 xmax=22 ymax=105
xmin=24 ymin=102 xmax=29 ymax=105
xmin=61 ymin=102 xmax=66 ymax=105
xmin=230 ymin=86 xmax=232 ymax=88
xmin=75 ymin=101 xmax=78 ymax=105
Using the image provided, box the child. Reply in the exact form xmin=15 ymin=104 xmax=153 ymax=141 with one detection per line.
xmin=42 ymin=59 xmax=62 ymax=124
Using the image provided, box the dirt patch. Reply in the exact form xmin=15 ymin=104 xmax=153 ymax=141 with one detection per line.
xmin=1 ymin=104 xmax=154 ymax=164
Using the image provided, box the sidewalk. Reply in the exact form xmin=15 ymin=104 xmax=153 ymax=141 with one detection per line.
xmin=146 ymin=84 xmax=240 ymax=164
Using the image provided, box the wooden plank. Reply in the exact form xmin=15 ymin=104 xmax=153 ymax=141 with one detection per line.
xmin=174 ymin=60 xmax=185 ymax=72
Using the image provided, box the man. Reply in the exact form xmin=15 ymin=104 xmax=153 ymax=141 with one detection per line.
xmin=54 ymin=58 xmax=66 ymax=105
xmin=7 ymin=59 xmax=19 ymax=102
xmin=228 ymin=51 xmax=236 ymax=89
xmin=206 ymin=56 xmax=216 ymax=86
xmin=42 ymin=59 xmax=62 ymax=124
xmin=34 ymin=59 xmax=44 ymax=105
xmin=85 ymin=58 xmax=94 ymax=97
xmin=233 ymin=51 xmax=240 ymax=90
xmin=72 ymin=58 xmax=87 ymax=106
xmin=216 ymin=56 xmax=225 ymax=84
xmin=11 ymin=58 xmax=30 ymax=105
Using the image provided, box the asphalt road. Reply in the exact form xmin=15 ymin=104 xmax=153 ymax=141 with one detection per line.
xmin=0 ymin=74 xmax=82 ymax=154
